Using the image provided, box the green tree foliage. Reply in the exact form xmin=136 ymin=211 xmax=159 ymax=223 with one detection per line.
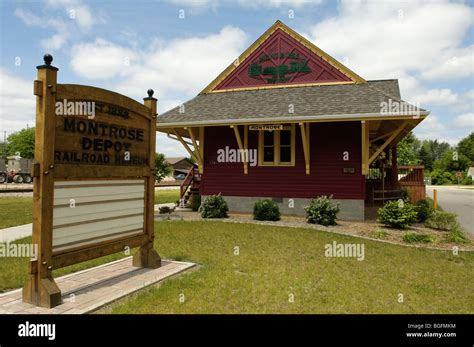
xmin=7 ymin=128 xmax=35 ymax=159
xmin=154 ymin=153 xmax=172 ymax=183
xmin=457 ymin=132 xmax=474 ymax=163
xmin=397 ymin=131 xmax=420 ymax=165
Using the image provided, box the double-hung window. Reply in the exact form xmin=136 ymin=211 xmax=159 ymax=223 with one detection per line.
xmin=258 ymin=124 xmax=295 ymax=166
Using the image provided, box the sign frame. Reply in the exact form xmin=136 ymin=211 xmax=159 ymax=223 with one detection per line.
xmin=23 ymin=55 xmax=160 ymax=308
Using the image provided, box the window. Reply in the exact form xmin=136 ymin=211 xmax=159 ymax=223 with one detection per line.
xmin=258 ymin=124 xmax=295 ymax=166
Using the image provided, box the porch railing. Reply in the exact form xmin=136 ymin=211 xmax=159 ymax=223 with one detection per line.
xmin=179 ymin=166 xmax=199 ymax=200
xmin=397 ymin=165 xmax=425 ymax=185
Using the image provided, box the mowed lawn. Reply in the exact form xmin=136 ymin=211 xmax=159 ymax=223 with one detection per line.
xmin=106 ymin=221 xmax=474 ymax=314
xmin=154 ymin=188 xmax=180 ymax=205
xmin=0 ymin=197 xmax=33 ymax=229
xmin=1 ymin=195 xmax=473 ymax=313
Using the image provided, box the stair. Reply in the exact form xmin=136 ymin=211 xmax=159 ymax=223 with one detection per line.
xmin=179 ymin=166 xmax=201 ymax=207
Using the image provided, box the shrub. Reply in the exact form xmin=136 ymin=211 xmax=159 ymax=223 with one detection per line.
xmin=200 ymin=194 xmax=229 ymax=218
xmin=305 ymin=195 xmax=339 ymax=226
xmin=377 ymin=200 xmax=418 ymax=229
xmin=446 ymin=227 xmax=469 ymax=244
xmin=253 ymin=199 xmax=280 ymax=221
xmin=425 ymin=210 xmax=458 ymax=231
xmin=371 ymin=229 xmax=389 ymax=239
xmin=414 ymin=199 xmax=433 ymax=223
xmin=400 ymin=188 xmax=409 ymax=201
xmin=190 ymin=194 xmax=201 ymax=212
xmin=402 ymin=232 xmax=434 ymax=244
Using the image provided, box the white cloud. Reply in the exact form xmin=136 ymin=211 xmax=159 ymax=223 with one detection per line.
xmin=418 ymin=115 xmax=445 ymax=132
xmin=415 ymin=88 xmax=458 ymax=106
xmin=454 ymin=113 xmax=474 ymax=128
xmin=167 ymin=0 xmax=218 ymax=8
xmin=307 ymin=0 xmax=473 ymax=81
xmin=238 ymin=0 xmax=322 ymax=7
xmin=420 ymin=45 xmax=474 ymax=81
xmin=0 ymin=70 xmax=35 ymax=133
xmin=70 ymin=38 xmax=139 ymax=79
xmin=41 ymin=33 xmax=68 ymax=51
xmin=451 ymin=89 xmax=474 ymax=113
xmin=15 ymin=0 xmax=101 ymax=51
xmin=70 ymin=26 xmax=248 ymax=99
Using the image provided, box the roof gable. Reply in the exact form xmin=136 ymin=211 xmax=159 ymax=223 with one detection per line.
xmin=201 ymin=20 xmax=366 ymax=94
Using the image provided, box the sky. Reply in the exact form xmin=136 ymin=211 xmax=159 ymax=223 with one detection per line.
xmin=0 ymin=0 xmax=473 ymax=157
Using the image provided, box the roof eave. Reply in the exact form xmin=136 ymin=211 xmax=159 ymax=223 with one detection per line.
xmin=156 ymin=112 xmax=429 ymax=129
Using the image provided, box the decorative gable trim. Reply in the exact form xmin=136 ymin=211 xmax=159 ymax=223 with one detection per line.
xmin=200 ymin=20 xmax=366 ymax=94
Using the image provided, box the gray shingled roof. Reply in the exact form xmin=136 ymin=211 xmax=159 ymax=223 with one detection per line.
xmin=157 ymin=80 xmax=427 ymax=127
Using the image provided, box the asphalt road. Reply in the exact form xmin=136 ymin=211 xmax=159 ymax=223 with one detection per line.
xmin=426 ymin=186 xmax=474 ymax=235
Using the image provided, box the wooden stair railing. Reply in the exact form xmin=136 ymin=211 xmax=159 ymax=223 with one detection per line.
xmin=179 ymin=166 xmax=201 ymax=206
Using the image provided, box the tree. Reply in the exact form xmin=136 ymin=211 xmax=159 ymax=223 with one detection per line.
xmin=434 ymin=150 xmax=471 ymax=173
xmin=397 ymin=131 xmax=420 ymax=165
xmin=418 ymin=143 xmax=433 ymax=171
xmin=154 ymin=153 xmax=172 ymax=182
xmin=457 ymin=132 xmax=474 ymax=164
xmin=7 ymin=127 xmax=35 ymax=159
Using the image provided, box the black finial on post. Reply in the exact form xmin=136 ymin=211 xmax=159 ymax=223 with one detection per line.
xmin=37 ymin=53 xmax=58 ymax=71
xmin=144 ymin=89 xmax=156 ymax=101
xmin=43 ymin=54 xmax=53 ymax=66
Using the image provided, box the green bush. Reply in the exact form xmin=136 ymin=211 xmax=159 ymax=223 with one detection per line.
xmin=402 ymin=232 xmax=434 ymax=244
xmin=377 ymin=200 xmax=418 ymax=229
xmin=190 ymin=194 xmax=201 ymax=212
xmin=371 ymin=229 xmax=389 ymax=239
xmin=200 ymin=194 xmax=228 ymax=218
xmin=400 ymin=188 xmax=409 ymax=201
xmin=446 ymin=227 xmax=469 ymax=244
xmin=305 ymin=195 xmax=339 ymax=226
xmin=425 ymin=210 xmax=458 ymax=231
xmin=415 ymin=199 xmax=433 ymax=222
xmin=253 ymin=199 xmax=280 ymax=221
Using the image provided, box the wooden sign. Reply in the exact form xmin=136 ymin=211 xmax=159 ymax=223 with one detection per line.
xmin=23 ymin=54 xmax=160 ymax=308
xmin=249 ymin=124 xmax=283 ymax=131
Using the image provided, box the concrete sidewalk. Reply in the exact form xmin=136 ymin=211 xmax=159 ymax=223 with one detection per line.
xmin=0 ymin=223 xmax=32 ymax=243
xmin=0 ymin=257 xmax=195 ymax=314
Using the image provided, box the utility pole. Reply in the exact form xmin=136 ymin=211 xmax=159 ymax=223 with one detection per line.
xmin=3 ymin=130 xmax=6 ymax=159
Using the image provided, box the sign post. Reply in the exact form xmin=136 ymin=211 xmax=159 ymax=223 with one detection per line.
xmin=23 ymin=55 xmax=160 ymax=308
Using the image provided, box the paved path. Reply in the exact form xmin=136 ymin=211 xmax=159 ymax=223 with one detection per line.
xmin=426 ymin=186 xmax=474 ymax=235
xmin=0 ymin=223 xmax=32 ymax=243
xmin=0 ymin=257 xmax=195 ymax=314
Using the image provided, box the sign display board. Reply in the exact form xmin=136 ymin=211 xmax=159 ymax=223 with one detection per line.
xmin=23 ymin=55 xmax=160 ymax=308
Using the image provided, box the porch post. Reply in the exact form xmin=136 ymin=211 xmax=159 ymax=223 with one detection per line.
xmin=391 ymin=144 xmax=398 ymax=185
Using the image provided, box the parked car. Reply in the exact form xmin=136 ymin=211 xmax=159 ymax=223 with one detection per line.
xmin=174 ymin=173 xmax=186 ymax=180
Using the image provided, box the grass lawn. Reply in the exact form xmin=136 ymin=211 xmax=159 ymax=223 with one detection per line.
xmin=104 ymin=221 xmax=474 ymax=314
xmin=0 ymin=197 xmax=33 ymax=229
xmin=154 ymin=188 xmax=180 ymax=204
xmin=1 ymin=196 xmax=472 ymax=313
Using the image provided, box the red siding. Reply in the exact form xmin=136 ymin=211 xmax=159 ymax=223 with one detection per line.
xmin=201 ymin=122 xmax=364 ymax=200
xmin=214 ymin=28 xmax=351 ymax=91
